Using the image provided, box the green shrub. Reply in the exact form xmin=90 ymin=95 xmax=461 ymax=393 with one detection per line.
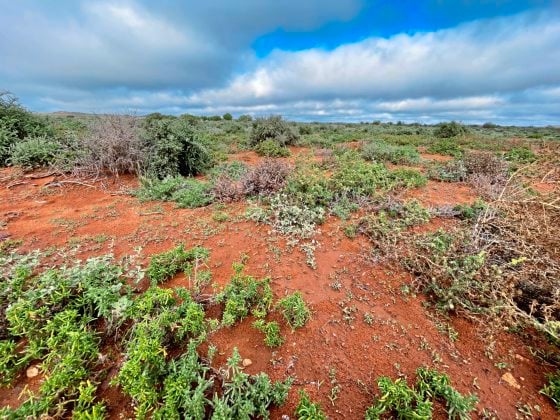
xmin=211 ymin=348 xmax=292 ymax=418
xmin=254 ymin=139 xmax=291 ymax=157
xmin=143 ymin=118 xmax=211 ymax=179
xmin=453 ymin=200 xmax=486 ymax=220
xmin=330 ymin=154 xmax=392 ymax=198
xmin=276 ymin=292 xmax=311 ymax=330
xmin=9 ymin=135 xmax=60 ymax=169
xmin=390 ymin=168 xmax=428 ymax=188
xmin=249 ymin=115 xmax=299 ymax=147
xmin=362 ymin=140 xmax=420 ymax=164
xmin=253 ymin=319 xmax=284 ymax=347
xmin=0 ymin=93 xmax=51 ymax=166
xmin=222 ymin=113 xmax=233 ymax=121
xmin=433 ymin=121 xmax=467 ymax=138
xmin=269 ymin=194 xmax=325 ymax=239
xmin=238 ymin=114 xmax=253 ymax=122
xmin=216 ymin=263 xmax=273 ymax=326
xmin=427 ymin=139 xmax=463 ymax=157
xmin=146 ymin=245 xmax=209 ymax=286
xmin=427 ymin=160 xmax=467 ymax=182
xmin=136 ymin=176 xmax=213 ymax=208
xmin=295 ymin=389 xmax=326 ymax=420
xmin=541 ymin=370 xmax=560 ymax=410
xmin=504 ymin=146 xmax=536 ymax=164
xmin=208 ymin=161 xmax=248 ymax=181
xmin=0 ymin=126 xmax=17 ymax=165
xmin=285 ymin=164 xmax=332 ymax=207
xmin=366 ymin=367 xmax=477 ymax=419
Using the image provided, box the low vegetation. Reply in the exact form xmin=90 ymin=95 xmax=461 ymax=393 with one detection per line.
xmin=1 ymin=94 xmax=560 ymax=417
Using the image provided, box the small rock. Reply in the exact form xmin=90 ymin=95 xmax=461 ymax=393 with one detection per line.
xmin=515 ymin=354 xmax=529 ymax=363
xmin=26 ymin=366 xmax=40 ymax=378
xmin=501 ymin=372 xmax=521 ymax=389
xmin=242 ymin=359 xmax=252 ymax=367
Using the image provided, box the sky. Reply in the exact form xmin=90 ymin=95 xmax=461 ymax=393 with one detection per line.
xmin=1 ymin=0 xmax=559 ymax=125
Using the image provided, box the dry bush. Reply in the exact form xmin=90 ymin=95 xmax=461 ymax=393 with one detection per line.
xmin=212 ymin=174 xmax=241 ymax=202
xmin=241 ymin=160 xmax=291 ymax=196
xmin=463 ymin=151 xmax=508 ymax=199
xmin=70 ymin=114 xmax=146 ymax=177
xmin=404 ymin=169 xmax=560 ymax=343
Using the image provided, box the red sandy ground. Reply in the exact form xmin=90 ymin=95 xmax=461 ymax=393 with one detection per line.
xmin=0 ymin=151 xmax=557 ymax=419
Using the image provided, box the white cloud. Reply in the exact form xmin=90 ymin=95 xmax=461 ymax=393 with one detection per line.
xmin=187 ymin=10 xmax=560 ymax=106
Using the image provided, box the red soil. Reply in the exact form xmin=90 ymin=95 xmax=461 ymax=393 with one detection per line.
xmin=0 ymin=166 xmax=556 ymax=419
xmin=405 ymin=180 xmax=478 ymax=207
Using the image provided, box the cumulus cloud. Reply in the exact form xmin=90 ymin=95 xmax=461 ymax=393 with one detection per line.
xmin=188 ymin=10 xmax=560 ymax=105
xmin=0 ymin=2 xmax=559 ymax=124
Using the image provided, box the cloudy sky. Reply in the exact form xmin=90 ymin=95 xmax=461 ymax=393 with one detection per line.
xmin=1 ymin=0 xmax=559 ymax=124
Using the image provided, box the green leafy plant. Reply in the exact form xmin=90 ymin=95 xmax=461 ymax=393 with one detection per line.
xmin=427 ymin=138 xmax=463 ymax=157
xmin=433 ymin=121 xmax=468 ymax=139
xmin=249 ymin=115 xmax=299 ymax=147
xmin=295 ymin=389 xmax=326 ymax=420
xmin=541 ymin=370 xmax=560 ymax=410
xmin=211 ymin=348 xmax=292 ymax=418
xmin=366 ymin=367 xmax=477 ymax=420
xmin=253 ymin=319 xmax=284 ymax=347
xmin=136 ymin=176 xmax=213 ymax=208
xmin=216 ymin=262 xmax=273 ymax=326
xmin=254 ymin=139 xmax=291 ymax=157
xmin=276 ymin=292 xmax=311 ymax=330
xmin=143 ymin=117 xmax=211 ymax=179
xmin=8 ymin=135 xmax=60 ymax=169
xmin=362 ymin=140 xmax=420 ymax=164
xmin=146 ymin=244 xmax=209 ymax=285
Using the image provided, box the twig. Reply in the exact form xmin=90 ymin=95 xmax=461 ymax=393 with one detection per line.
xmin=44 ymin=180 xmax=96 ymax=188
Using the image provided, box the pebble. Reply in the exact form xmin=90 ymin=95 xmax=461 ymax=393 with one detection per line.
xmin=242 ymin=358 xmax=252 ymax=367
xmin=26 ymin=366 xmax=40 ymax=378
xmin=501 ymin=372 xmax=521 ymax=389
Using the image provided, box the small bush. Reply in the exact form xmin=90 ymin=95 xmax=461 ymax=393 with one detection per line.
xmin=238 ymin=114 xmax=253 ymax=122
xmin=146 ymin=245 xmax=209 ymax=286
xmin=70 ymin=114 xmax=146 ymax=177
xmin=276 ymin=292 xmax=311 ymax=330
xmin=434 ymin=121 xmax=467 ymax=138
xmin=366 ymin=367 xmax=477 ymax=419
xmin=330 ymin=154 xmax=392 ymax=199
xmin=390 ymin=168 xmax=428 ymax=188
xmin=284 ymin=164 xmax=333 ymax=207
xmin=136 ymin=176 xmax=213 ymax=208
xmin=505 ymin=147 xmax=536 ymax=164
xmin=9 ymin=135 xmax=60 ymax=169
xmin=427 ymin=139 xmax=463 ymax=157
xmin=295 ymin=390 xmax=326 ymax=420
xmin=241 ymin=160 xmax=291 ymax=196
xmin=254 ymin=139 xmax=291 ymax=157
xmin=208 ymin=161 xmax=248 ymax=181
xmin=270 ymin=194 xmax=325 ymax=239
xmin=216 ymin=263 xmax=273 ymax=326
xmin=428 ymin=160 xmax=467 ymax=182
xmin=249 ymin=115 xmax=299 ymax=147
xmin=362 ymin=140 xmax=420 ymax=164
xmin=143 ymin=118 xmax=211 ymax=179
xmin=0 ymin=92 xmax=50 ymax=166
xmin=253 ymin=319 xmax=284 ymax=347
xmin=212 ymin=174 xmax=241 ymax=203
xmin=222 ymin=113 xmax=233 ymax=121
xmin=541 ymin=370 xmax=560 ymax=410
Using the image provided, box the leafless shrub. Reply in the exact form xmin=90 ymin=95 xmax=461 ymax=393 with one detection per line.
xmin=463 ymin=151 xmax=508 ymax=199
xmin=212 ymin=174 xmax=241 ymax=202
xmin=241 ymin=159 xmax=291 ymax=196
xmin=69 ymin=114 xmax=146 ymax=177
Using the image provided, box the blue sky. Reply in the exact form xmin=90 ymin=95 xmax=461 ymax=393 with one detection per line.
xmin=0 ymin=0 xmax=559 ymax=124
